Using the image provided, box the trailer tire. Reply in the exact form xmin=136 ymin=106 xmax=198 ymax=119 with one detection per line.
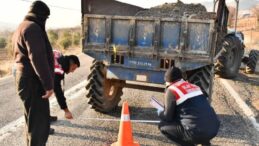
xmin=245 ymin=50 xmax=258 ymax=74
xmin=188 ymin=65 xmax=213 ymax=98
xmin=85 ymin=61 xmax=124 ymax=113
xmin=215 ymin=35 xmax=243 ymax=79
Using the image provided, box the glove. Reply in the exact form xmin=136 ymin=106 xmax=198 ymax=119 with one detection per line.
xmin=157 ymin=109 xmax=163 ymax=116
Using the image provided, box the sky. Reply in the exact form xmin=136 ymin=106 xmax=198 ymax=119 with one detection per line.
xmin=0 ymin=0 xmax=258 ymax=29
xmin=0 ymin=0 xmax=81 ymax=29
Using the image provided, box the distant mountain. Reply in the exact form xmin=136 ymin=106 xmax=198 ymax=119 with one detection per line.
xmin=0 ymin=21 xmax=17 ymax=32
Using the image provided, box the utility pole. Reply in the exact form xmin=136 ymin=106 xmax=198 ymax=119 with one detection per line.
xmin=213 ymin=0 xmax=219 ymax=12
xmin=234 ymin=0 xmax=239 ymax=33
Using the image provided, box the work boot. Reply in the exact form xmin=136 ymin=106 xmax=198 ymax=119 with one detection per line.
xmin=49 ymin=128 xmax=55 ymax=135
xmin=50 ymin=116 xmax=58 ymax=123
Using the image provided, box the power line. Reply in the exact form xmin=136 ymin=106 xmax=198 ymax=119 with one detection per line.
xmin=20 ymin=0 xmax=80 ymax=12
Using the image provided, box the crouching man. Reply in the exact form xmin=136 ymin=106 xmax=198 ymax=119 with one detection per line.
xmin=158 ymin=66 xmax=220 ymax=146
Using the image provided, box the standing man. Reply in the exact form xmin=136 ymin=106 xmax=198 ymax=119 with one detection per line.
xmin=13 ymin=1 xmax=54 ymax=145
xmin=158 ymin=67 xmax=220 ymax=146
xmin=51 ymin=50 xmax=80 ymax=120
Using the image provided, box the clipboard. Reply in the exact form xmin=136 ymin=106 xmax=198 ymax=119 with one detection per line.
xmin=150 ymin=96 xmax=164 ymax=111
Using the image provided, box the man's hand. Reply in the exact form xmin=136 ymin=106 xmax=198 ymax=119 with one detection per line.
xmin=42 ymin=89 xmax=54 ymax=99
xmin=64 ymin=108 xmax=73 ymax=119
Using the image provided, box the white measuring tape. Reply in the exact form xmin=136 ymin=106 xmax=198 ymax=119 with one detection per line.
xmin=79 ymin=117 xmax=160 ymax=123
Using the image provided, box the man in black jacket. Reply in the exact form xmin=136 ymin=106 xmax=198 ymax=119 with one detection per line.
xmin=51 ymin=50 xmax=80 ymax=120
xmin=13 ymin=1 xmax=53 ymax=145
xmin=158 ymin=66 xmax=220 ymax=146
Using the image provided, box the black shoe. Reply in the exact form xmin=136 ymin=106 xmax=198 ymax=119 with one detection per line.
xmin=201 ymin=142 xmax=211 ymax=146
xmin=49 ymin=128 xmax=55 ymax=135
xmin=50 ymin=116 xmax=58 ymax=123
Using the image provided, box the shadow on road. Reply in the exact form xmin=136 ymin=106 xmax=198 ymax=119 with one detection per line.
xmin=231 ymin=72 xmax=259 ymax=86
xmin=53 ymin=119 xmax=173 ymax=145
xmin=106 ymin=106 xmax=159 ymax=122
xmin=52 ymin=108 xmax=256 ymax=145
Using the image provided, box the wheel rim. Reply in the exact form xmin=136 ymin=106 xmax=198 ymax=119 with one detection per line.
xmin=104 ymin=79 xmax=119 ymax=101
xmin=86 ymin=61 xmax=124 ymax=112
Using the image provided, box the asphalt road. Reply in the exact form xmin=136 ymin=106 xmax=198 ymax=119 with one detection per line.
xmin=0 ymin=54 xmax=258 ymax=146
xmin=0 ymin=53 xmax=92 ymax=129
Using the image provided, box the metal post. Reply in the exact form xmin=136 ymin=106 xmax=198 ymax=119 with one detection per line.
xmin=250 ymin=28 xmax=252 ymax=44
xmin=213 ymin=0 xmax=219 ymax=12
xmin=234 ymin=0 xmax=239 ymax=33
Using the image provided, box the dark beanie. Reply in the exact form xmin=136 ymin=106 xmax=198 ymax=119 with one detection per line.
xmin=164 ymin=66 xmax=183 ymax=82
xmin=28 ymin=1 xmax=50 ymax=18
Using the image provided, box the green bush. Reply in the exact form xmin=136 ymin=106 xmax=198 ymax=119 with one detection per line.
xmin=59 ymin=36 xmax=72 ymax=50
xmin=47 ymin=30 xmax=58 ymax=47
xmin=5 ymin=34 xmax=14 ymax=57
xmin=73 ymin=32 xmax=81 ymax=46
xmin=58 ymin=30 xmax=73 ymax=50
xmin=0 ymin=37 xmax=7 ymax=49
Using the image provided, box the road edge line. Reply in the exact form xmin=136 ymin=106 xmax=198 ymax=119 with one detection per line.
xmin=219 ymin=78 xmax=259 ymax=132
xmin=0 ymin=75 xmax=12 ymax=82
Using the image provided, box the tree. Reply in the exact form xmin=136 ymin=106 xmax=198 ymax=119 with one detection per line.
xmin=73 ymin=32 xmax=81 ymax=46
xmin=227 ymin=6 xmax=236 ymax=27
xmin=251 ymin=5 xmax=259 ymax=28
xmin=0 ymin=37 xmax=7 ymax=49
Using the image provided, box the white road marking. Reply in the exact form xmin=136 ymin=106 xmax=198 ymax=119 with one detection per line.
xmin=0 ymin=75 xmax=12 ymax=82
xmin=219 ymin=78 xmax=259 ymax=132
xmin=0 ymin=80 xmax=87 ymax=142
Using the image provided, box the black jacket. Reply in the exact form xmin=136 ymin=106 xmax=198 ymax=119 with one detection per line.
xmin=159 ymin=81 xmax=220 ymax=138
xmin=54 ymin=56 xmax=70 ymax=109
xmin=13 ymin=14 xmax=54 ymax=90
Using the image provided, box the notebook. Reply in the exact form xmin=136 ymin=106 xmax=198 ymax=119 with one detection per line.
xmin=150 ymin=96 xmax=164 ymax=111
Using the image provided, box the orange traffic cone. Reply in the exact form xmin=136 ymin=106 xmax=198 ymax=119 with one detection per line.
xmin=111 ymin=101 xmax=139 ymax=146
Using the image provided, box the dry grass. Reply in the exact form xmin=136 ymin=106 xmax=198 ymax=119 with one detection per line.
xmin=0 ymin=60 xmax=13 ymax=78
xmin=62 ymin=47 xmax=82 ymax=55
xmin=0 ymin=47 xmax=82 ymax=78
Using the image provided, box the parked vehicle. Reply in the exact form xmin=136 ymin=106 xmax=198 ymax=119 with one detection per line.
xmin=81 ymin=0 xmax=244 ymax=112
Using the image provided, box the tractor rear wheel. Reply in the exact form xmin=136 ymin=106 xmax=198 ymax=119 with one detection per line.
xmin=187 ymin=65 xmax=213 ymax=99
xmin=85 ymin=60 xmax=124 ymax=113
xmin=215 ymin=35 xmax=244 ymax=79
xmin=245 ymin=50 xmax=258 ymax=74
